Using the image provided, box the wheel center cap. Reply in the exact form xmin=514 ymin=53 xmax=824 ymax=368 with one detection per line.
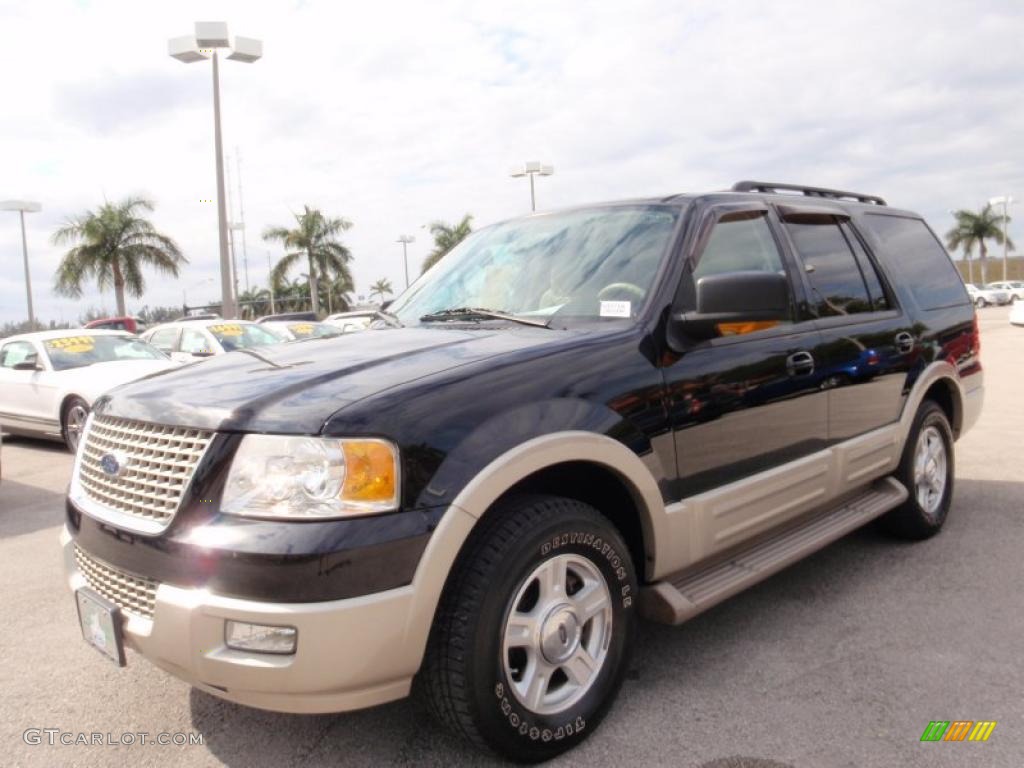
xmin=539 ymin=605 xmax=581 ymax=664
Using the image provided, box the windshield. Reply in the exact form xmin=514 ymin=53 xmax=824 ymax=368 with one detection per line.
xmin=288 ymin=322 xmax=342 ymax=339
xmin=388 ymin=205 xmax=680 ymax=327
xmin=44 ymin=334 xmax=166 ymax=371
xmin=207 ymin=322 xmax=281 ymax=351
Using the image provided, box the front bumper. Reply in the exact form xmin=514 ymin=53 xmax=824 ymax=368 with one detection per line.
xmin=61 ymin=526 xmax=421 ymax=713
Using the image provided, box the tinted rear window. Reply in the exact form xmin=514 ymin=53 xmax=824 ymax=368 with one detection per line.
xmin=862 ymin=214 xmax=968 ymax=309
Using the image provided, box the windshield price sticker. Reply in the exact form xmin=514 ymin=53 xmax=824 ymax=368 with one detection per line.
xmin=290 ymin=323 xmax=314 ymax=335
xmin=209 ymin=324 xmax=243 ymax=336
xmin=599 ymin=301 xmax=631 ymax=318
xmin=45 ymin=336 xmax=96 ymax=354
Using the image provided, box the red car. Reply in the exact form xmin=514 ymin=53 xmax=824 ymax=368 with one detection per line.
xmin=83 ymin=316 xmax=144 ymax=334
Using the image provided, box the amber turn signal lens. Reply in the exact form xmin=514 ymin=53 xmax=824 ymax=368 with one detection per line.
xmin=341 ymin=440 xmax=398 ymax=504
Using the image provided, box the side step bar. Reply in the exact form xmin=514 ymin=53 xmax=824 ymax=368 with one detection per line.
xmin=640 ymin=477 xmax=908 ymax=625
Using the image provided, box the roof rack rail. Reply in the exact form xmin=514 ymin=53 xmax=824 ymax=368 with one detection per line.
xmin=731 ymin=181 xmax=887 ymax=206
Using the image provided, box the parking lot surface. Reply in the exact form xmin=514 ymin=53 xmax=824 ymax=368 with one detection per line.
xmin=1 ymin=306 xmax=1021 ymax=768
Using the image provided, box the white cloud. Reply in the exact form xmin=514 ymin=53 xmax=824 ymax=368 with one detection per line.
xmin=1 ymin=0 xmax=1021 ymax=324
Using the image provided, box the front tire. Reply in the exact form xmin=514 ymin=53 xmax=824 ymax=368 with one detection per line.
xmin=881 ymin=400 xmax=954 ymax=540
xmin=421 ymin=495 xmax=637 ymax=762
xmin=975 ymin=296 xmax=987 ymax=308
xmin=61 ymin=396 xmax=89 ymax=453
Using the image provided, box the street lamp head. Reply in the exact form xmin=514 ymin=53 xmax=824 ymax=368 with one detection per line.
xmin=0 ymin=200 xmax=42 ymax=213
xmin=988 ymin=195 xmax=1015 ymax=207
xmin=168 ymin=35 xmax=210 ymax=63
xmin=397 ymin=234 xmax=415 ymax=244
xmin=509 ymin=162 xmax=554 ymax=178
xmin=227 ymin=36 xmax=263 ymax=63
xmin=195 ymin=21 xmax=230 ymax=48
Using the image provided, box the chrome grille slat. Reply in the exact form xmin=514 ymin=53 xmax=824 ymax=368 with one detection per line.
xmin=75 ymin=415 xmax=214 ymax=530
xmin=74 ymin=545 xmax=158 ymax=619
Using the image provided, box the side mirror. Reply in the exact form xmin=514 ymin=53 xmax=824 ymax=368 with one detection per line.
xmin=670 ymin=271 xmax=790 ymax=344
xmin=13 ymin=358 xmax=40 ymax=371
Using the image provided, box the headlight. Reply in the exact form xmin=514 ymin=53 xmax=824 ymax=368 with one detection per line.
xmin=221 ymin=435 xmax=400 ymax=519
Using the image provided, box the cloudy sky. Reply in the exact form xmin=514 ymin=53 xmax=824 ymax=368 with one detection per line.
xmin=1 ymin=0 xmax=1021 ymax=325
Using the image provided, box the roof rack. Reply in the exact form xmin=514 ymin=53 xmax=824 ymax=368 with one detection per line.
xmin=731 ymin=181 xmax=886 ymax=206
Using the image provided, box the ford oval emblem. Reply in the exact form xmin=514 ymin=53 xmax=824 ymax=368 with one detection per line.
xmin=100 ymin=452 xmax=126 ymax=477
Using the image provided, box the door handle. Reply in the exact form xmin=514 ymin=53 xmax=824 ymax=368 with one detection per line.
xmin=894 ymin=332 xmax=915 ymax=354
xmin=786 ymin=350 xmax=815 ymax=377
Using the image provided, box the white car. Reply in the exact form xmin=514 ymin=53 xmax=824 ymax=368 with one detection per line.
xmin=0 ymin=330 xmax=176 ymax=451
xmin=260 ymin=320 xmax=344 ymax=341
xmin=1011 ymin=300 xmax=1024 ymax=326
xmin=323 ymin=310 xmax=379 ymax=333
xmin=142 ymin=318 xmax=281 ymax=364
xmin=964 ymin=283 xmax=1011 ymax=307
xmin=988 ymin=280 xmax=1024 ymax=302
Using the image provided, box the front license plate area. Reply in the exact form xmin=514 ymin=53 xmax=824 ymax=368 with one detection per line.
xmin=76 ymin=588 xmax=126 ymax=666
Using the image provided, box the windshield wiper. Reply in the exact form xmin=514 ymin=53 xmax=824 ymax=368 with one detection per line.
xmin=419 ymin=307 xmax=550 ymax=328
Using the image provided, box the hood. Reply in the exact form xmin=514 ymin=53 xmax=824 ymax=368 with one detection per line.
xmin=64 ymin=359 xmax=179 ymax=400
xmin=96 ymin=325 xmax=578 ymax=433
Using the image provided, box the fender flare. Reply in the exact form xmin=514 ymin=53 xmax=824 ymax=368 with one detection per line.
xmin=897 ymin=361 xmax=966 ymax=442
xmin=398 ymin=431 xmax=668 ymax=666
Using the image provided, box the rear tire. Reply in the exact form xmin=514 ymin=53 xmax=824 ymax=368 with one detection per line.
xmin=421 ymin=494 xmax=637 ymax=762
xmin=61 ymin=396 xmax=89 ymax=453
xmin=881 ymin=400 xmax=954 ymax=540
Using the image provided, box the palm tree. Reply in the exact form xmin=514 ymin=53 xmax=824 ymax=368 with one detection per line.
xmin=369 ymin=277 xmax=394 ymax=303
xmin=237 ymin=287 xmax=272 ymax=319
xmin=263 ymin=206 xmax=353 ymax=315
xmin=422 ymin=214 xmax=473 ymax=273
xmin=52 ymin=197 xmax=186 ymax=316
xmin=946 ymin=205 xmax=1014 ymax=285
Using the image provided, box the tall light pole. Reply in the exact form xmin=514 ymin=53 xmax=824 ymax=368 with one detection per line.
xmin=397 ymin=235 xmax=415 ymax=288
xmin=169 ymin=22 xmax=262 ymax=319
xmin=267 ymin=251 xmax=276 ymax=314
xmin=236 ymin=147 xmax=250 ymax=293
xmin=1 ymin=199 xmax=42 ymax=330
xmin=510 ymin=161 xmax=554 ymax=212
xmin=988 ymin=195 xmax=1015 ymax=282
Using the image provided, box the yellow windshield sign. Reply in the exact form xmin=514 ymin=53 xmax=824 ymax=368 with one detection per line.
xmin=209 ymin=324 xmax=243 ymax=337
xmin=289 ymin=323 xmax=314 ymax=336
xmin=45 ymin=336 xmax=96 ymax=354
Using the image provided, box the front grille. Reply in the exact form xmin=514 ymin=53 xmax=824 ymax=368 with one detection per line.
xmin=77 ymin=415 xmax=214 ymax=530
xmin=74 ymin=545 xmax=158 ymax=619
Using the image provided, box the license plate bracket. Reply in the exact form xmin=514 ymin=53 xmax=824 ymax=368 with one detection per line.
xmin=75 ymin=588 xmax=126 ymax=667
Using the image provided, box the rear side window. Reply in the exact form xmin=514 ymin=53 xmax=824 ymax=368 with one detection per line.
xmin=862 ymin=214 xmax=968 ymax=309
xmin=840 ymin=222 xmax=890 ymax=311
xmin=785 ymin=219 xmax=873 ymax=316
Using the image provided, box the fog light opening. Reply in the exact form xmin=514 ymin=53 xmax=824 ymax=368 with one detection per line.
xmin=224 ymin=620 xmax=297 ymax=655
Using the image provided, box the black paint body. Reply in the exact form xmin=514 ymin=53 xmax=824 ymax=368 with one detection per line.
xmin=69 ymin=192 xmax=981 ymax=602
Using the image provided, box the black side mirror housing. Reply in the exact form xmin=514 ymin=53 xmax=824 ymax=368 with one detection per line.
xmin=12 ymin=359 xmax=40 ymax=371
xmin=669 ymin=270 xmax=790 ymax=345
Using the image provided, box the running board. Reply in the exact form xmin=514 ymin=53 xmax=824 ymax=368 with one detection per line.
xmin=640 ymin=477 xmax=908 ymax=625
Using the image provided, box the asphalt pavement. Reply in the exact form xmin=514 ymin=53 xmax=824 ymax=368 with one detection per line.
xmin=0 ymin=306 xmax=1021 ymax=768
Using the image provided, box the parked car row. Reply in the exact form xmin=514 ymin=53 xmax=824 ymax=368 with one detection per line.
xmin=964 ymin=282 xmax=1015 ymax=307
xmin=0 ymin=310 xmax=371 ymax=451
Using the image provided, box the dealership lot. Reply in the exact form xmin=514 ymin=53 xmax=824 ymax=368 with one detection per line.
xmin=1 ymin=307 xmax=1021 ymax=768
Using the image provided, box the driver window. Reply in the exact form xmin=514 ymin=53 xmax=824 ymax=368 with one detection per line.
xmin=692 ymin=212 xmax=792 ymax=336
xmin=0 ymin=342 xmax=36 ymax=368
xmin=694 ymin=212 xmax=786 ymax=278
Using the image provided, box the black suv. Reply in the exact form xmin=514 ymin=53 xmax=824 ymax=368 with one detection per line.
xmin=63 ymin=182 xmax=982 ymax=762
